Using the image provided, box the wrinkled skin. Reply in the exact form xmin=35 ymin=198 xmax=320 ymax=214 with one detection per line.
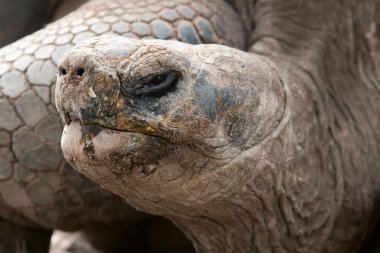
xmin=0 ymin=0 xmax=246 ymax=252
xmin=57 ymin=35 xmax=286 ymax=251
xmin=56 ymin=0 xmax=380 ymax=253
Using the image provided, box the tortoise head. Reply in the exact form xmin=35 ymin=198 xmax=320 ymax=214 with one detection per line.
xmin=55 ymin=35 xmax=285 ymax=214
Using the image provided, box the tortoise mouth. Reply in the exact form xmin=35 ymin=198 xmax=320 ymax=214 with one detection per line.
xmin=61 ymin=120 xmax=171 ymax=178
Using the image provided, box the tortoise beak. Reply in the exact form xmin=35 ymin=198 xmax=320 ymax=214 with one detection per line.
xmin=61 ymin=120 xmax=168 ymax=177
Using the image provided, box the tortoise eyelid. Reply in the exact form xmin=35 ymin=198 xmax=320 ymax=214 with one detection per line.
xmin=121 ymin=71 xmax=179 ymax=96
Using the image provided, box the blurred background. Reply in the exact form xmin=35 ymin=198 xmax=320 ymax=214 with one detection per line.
xmin=0 ymin=0 xmax=87 ymax=47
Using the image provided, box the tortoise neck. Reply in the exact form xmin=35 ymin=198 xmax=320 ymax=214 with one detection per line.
xmin=172 ymin=212 xmax=256 ymax=253
xmin=225 ymin=0 xmax=256 ymax=33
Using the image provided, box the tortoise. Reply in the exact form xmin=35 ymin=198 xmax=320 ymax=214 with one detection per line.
xmin=54 ymin=0 xmax=380 ymax=253
xmin=0 ymin=0 xmax=243 ymax=251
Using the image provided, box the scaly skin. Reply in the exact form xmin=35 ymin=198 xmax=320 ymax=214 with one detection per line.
xmin=0 ymin=0 xmax=244 ymax=252
xmin=56 ymin=0 xmax=380 ymax=253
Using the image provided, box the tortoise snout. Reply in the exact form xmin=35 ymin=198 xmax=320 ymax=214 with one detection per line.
xmin=58 ymin=65 xmax=85 ymax=78
xmin=55 ymin=49 xmax=124 ymax=128
xmin=57 ymin=51 xmax=91 ymax=81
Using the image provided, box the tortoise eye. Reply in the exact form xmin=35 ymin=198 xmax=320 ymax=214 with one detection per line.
xmin=149 ymin=74 xmax=169 ymax=86
xmin=122 ymin=71 xmax=178 ymax=96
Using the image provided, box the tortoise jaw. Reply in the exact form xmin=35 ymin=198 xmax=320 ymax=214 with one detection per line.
xmin=61 ymin=120 xmax=169 ymax=180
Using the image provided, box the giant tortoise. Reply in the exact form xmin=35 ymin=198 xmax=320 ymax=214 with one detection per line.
xmin=54 ymin=0 xmax=380 ymax=253
xmin=0 ymin=0 xmax=247 ymax=251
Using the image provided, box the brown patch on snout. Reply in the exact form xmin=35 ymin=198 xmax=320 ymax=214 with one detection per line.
xmin=79 ymin=129 xmax=95 ymax=160
xmin=83 ymin=138 xmax=95 ymax=160
xmin=79 ymin=124 xmax=104 ymax=160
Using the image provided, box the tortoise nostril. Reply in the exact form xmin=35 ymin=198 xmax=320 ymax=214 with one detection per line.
xmin=59 ymin=67 xmax=67 ymax=76
xmin=76 ymin=68 xmax=85 ymax=77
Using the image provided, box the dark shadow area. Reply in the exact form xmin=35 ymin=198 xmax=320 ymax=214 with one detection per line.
xmin=0 ymin=0 xmax=88 ymax=47
xmin=0 ymin=0 xmax=59 ymax=47
xmin=83 ymin=216 xmax=195 ymax=253
xmin=357 ymin=221 xmax=380 ymax=253
xmin=144 ymin=216 xmax=195 ymax=253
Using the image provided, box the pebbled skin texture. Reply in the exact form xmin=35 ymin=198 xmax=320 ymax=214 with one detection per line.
xmin=56 ymin=0 xmax=380 ymax=253
xmin=0 ymin=0 xmax=244 ymax=252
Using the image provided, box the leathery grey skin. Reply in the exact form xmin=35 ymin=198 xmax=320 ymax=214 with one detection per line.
xmin=0 ymin=0 xmax=244 ymax=252
xmin=56 ymin=0 xmax=380 ymax=252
